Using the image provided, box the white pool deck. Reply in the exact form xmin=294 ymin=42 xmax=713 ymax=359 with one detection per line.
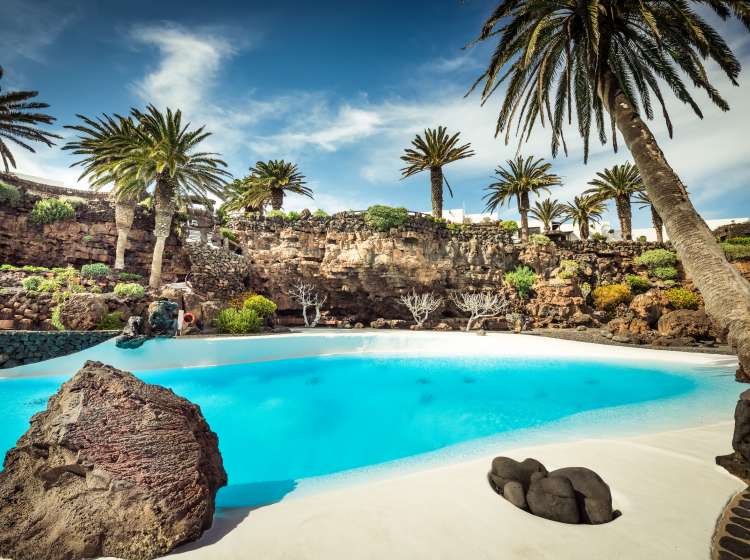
xmin=2 ymin=331 xmax=744 ymax=559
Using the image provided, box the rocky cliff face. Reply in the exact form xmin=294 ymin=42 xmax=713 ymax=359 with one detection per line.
xmin=0 ymin=361 xmax=226 ymax=560
xmin=231 ymin=214 xmax=520 ymax=322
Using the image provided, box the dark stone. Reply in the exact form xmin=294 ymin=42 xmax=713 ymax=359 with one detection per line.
xmin=114 ymin=316 xmax=149 ymax=350
xmin=548 ymin=467 xmax=613 ymax=524
xmin=718 ymin=390 xmax=750 ymax=482
xmin=488 ymin=457 xmax=548 ymax=494
xmin=0 ymin=361 xmax=226 ymax=560
xmin=502 ymin=481 xmax=527 ymax=509
xmin=147 ymin=299 xmax=179 ymax=337
xmin=526 ymin=475 xmax=580 ymax=524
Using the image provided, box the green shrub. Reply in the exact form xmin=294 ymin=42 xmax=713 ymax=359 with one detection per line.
xmin=243 ymin=294 xmax=277 ymax=317
xmin=38 ymin=278 xmax=61 ymax=292
xmin=500 ymin=220 xmax=519 ymax=235
xmin=21 ymin=264 xmax=50 ymax=272
xmin=59 ymin=195 xmax=86 ymax=207
xmin=82 ymin=234 xmax=94 ymax=243
xmin=50 ymin=305 xmax=64 ymax=331
xmin=95 ymin=311 xmax=126 ymax=330
xmin=626 ymin=274 xmax=651 ymax=294
xmin=313 ymin=209 xmax=328 ymax=218
xmin=138 ymin=196 xmax=153 ymax=210
xmin=580 ymin=281 xmax=592 ymax=301
xmin=557 ymin=259 xmax=579 ymax=279
xmin=447 ymin=223 xmax=464 ymax=232
xmin=0 ymin=182 xmax=21 ymax=207
xmin=113 ymin=282 xmax=145 ymax=299
xmin=364 ymin=205 xmax=409 ymax=232
xmin=220 ymin=227 xmax=238 ymax=243
xmin=637 ymin=235 xmax=647 ymax=242
xmin=267 ymin=209 xmax=285 ymax=219
xmin=591 ymin=232 xmax=608 ymax=242
xmin=529 ymin=233 xmax=551 ymax=245
xmin=215 ymin=307 xmax=262 ymax=334
xmin=665 ymin=287 xmax=701 ymax=310
xmin=592 ymin=283 xmax=632 ymax=310
xmin=118 ymin=271 xmax=143 ymax=282
xmin=726 ymin=236 xmax=750 ymax=245
xmin=80 ymin=262 xmax=111 ymax=278
xmin=636 ymin=248 xmax=677 ymax=269
xmin=504 ymin=265 xmax=537 ymax=299
xmin=653 ymin=265 xmax=678 ymax=280
xmin=722 ymin=242 xmax=750 ymax=261
xmin=286 ymin=210 xmax=300 ymax=221
xmin=29 ymin=198 xmax=76 ymax=225
xmin=21 ymin=275 xmax=45 ymax=291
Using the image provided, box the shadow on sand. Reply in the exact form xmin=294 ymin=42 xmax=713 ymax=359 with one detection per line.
xmin=170 ymin=479 xmax=298 ymax=553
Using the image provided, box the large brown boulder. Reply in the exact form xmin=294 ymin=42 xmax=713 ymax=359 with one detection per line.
xmin=58 ymin=293 xmax=107 ymax=331
xmin=657 ymin=309 xmax=712 ymax=340
xmin=0 ymin=361 xmax=227 ymax=560
xmin=629 ymin=289 xmax=668 ymax=326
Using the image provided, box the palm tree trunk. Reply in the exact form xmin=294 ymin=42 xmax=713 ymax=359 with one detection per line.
xmin=580 ymin=220 xmax=589 ymax=241
xmin=651 ymin=206 xmax=664 ymax=244
xmin=149 ymin=177 xmax=176 ymax=289
xmin=518 ymin=192 xmax=530 ymax=242
xmin=430 ymin=166 xmax=443 ymax=218
xmin=271 ymin=189 xmax=283 ymax=211
xmin=615 ymin=195 xmax=632 ymax=240
xmin=113 ymin=198 xmax=136 ymax=270
xmin=599 ymin=68 xmax=750 ymax=375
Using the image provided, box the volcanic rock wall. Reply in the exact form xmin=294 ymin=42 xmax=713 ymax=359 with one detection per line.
xmin=0 ymin=176 xmax=188 ymax=280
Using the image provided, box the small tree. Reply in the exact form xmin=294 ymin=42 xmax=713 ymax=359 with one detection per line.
xmin=450 ymin=291 xmax=509 ymax=332
xmin=399 ymin=290 xmax=442 ymax=327
xmin=288 ymin=283 xmax=327 ymax=327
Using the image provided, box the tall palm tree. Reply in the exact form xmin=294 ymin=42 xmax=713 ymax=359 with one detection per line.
xmin=113 ymin=105 xmax=230 ymax=287
xmin=0 ymin=66 xmax=60 ymax=172
xmin=467 ymin=1 xmax=750 ymax=376
xmin=64 ymin=113 xmax=145 ymax=270
xmin=563 ymin=195 xmax=607 ymax=241
xmin=222 ymin=177 xmax=268 ymax=215
xmin=584 ymin=163 xmax=642 ymax=240
xmin=530 ymin=198 xmax=566 ymax=234
xmin=244 ymin=160 xmax=311 ymax=211
xmin=400 ymin=126 xmax=474 ymax=218
xmin=483 ymin=156 xmax=562 ymax=241
xmin=634 ymin=190 xmax=664 ymax=244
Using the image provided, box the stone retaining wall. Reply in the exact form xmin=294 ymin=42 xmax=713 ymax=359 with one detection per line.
xmin=0 ymin=330 xmax=118 ymax=369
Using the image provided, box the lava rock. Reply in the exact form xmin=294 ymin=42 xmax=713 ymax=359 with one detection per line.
xmin=657 ymin=309 xmax=712 ymax=340
xmin=526 ymin=475 xmax=580 ymax=524
xmin=488 ymin=457 xmax=548 ymax=494
xmin=0 ymin=361 xmax=227 ymax=560
xmin=549 ymin=467 xmax=614 ymax=524
xmin=58 ymin=293 xmax=108 ymax=331
xmin=148 ymin=299 xmax=179 ymax=337
xmin=717 ymin=389 xmax=750 ymax=481
xmin=115 ymin=315 xmax=148 ymax=349
xmin=502 ymin=481 xmax=527 ymax=509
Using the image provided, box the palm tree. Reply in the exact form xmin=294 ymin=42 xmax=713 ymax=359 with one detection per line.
xmin=222 ymin=177 xmax=268 ymax=215
xmin=0 ymin=66 xmax=60 ymax=172
xmin=563 ymin=195 xmax=607 ymax=241
xmin=634 ymin=190 xmax=664 ymax=244
xmin=244 ymin=160 xmax=311 ymax=211
xmin=530 ymin=198 xmax=566 ymax=234
xmin=467 ymin=1 xmax=750 ymax=376
xmin=400 ymin=126 xmax=474 ymax=218
xmin=584 ymin=163 xmax=642 ymax=241
xmin=113 ymin=105 xmax=230 ymax=288
xmin=483 ymin=156 xmax=562 ymax=241
xmin=64 ymin=113 xmax=145 ymax=270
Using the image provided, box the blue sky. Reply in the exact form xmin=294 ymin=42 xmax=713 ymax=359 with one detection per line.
xmin=2 ymin=0 xmax=749 ymax=227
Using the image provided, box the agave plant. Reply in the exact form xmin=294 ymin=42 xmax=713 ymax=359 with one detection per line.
xmin=584 ymin=163 xmax=642 ymax=241
xmin=467 ymin=0 xmax=750 ymax=373
xmin=529 ymin=198 xmax=567 ymax=234
xmin=0 ymin=66 xmax=60 ymax=172
xmin=64 ymin=113 xmax=144 ymax=269
xmin=237 ymin=160 xmax=311 ymax=211
xmin=400 ymin=126 xmax=474 ymax=218
xmin=483 ymin=156 xmax=562 ymax=241
xmin=634 ymin=190 xmax=664 ymax=244
xmin=563 ymin=195 xmax=607 ymax=241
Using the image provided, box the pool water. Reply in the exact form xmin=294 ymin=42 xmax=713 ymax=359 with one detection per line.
xmin=0 ymin=354 xmax=706 ymax=507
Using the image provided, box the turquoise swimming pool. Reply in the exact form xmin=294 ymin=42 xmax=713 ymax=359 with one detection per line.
xmin=0 ymin=335 xmax=738 ymax=507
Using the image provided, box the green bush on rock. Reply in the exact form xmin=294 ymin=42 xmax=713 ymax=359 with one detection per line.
xmin=500 ymin=220 xmax=519 ymax=235
xmin=113 ymin=282 xmax=145 ymax=299
xmin=220 ymin=227 xmax=238 ymax=243
xmin=626 ymin=274 xmax=650 ymax=294
xmin=504 ymin=265 xmax=537 ymax=299
xmin=21 ymin=275 xmax=45 ymax=291
xmin=29 ymin=198 xmax=76 ymax=225
xmin=313 ymin=209 xmax=328 ymax=218
xmin=81 ymin=263 xmax=111 ymax=278
xmin=243 ymin=294 xmax=277 ymax=318
xmin=722 ymin=242 xmax=750 ymax=261
xmin=653 ymin=266 xmax=678 ymax=280
xmin=118 ymin=271 xmax=143 ymax=282
xmin=95 ymin=311 xmax=127 ymax=330
xmin=364 ymin=205 xmax=408 ymax=232
xmin=665 ymin=287 xmax=701 ymax=310
xmin=215 ymin=307 xmax=262 ymax=334
xmin=636 ymin=248 xmax=677 ymax=269
xmin=593 ymin=283 xmax=632 ymax=310
xmin=557 ymin=260 xmax=579 ymax=279
xmin=529 ymin=233 xmax=551 ymax=245
xmin=0 ymin=182 xmax=21 ymax=207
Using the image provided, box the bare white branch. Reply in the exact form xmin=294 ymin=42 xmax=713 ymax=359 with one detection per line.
xmin=399 ymin=290 xmax=443 ymax=327
xmin=450 ymin=291 xmax=509 ymax=331
xmin=288 ymin=283 xmax=327 ymax=327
